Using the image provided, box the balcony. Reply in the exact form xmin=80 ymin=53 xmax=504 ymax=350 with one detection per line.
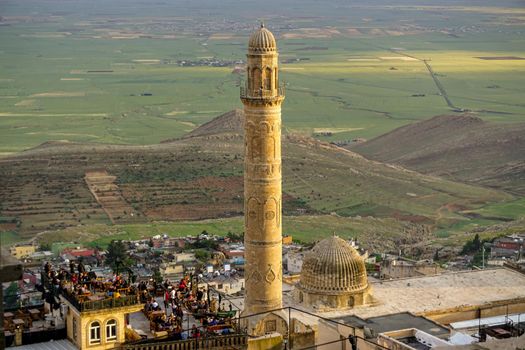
xmin=240 ymin=84 xmax=285 ymax=101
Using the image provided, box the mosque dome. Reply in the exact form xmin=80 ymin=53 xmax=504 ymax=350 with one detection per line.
xmin=298 ymin=235 xmax=368 ymax=295
xmin=248 ymin=23 xmax=277 ymax=53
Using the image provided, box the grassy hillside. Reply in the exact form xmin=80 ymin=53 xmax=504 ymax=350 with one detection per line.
xmin=0 ymin=111 xmax=513 ymax=245
xmin=350 ymin=115 xmax=525 ymax=194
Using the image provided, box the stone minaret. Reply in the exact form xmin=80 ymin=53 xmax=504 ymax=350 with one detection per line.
xmin=241 ymin=24 xmax=285 ymax=319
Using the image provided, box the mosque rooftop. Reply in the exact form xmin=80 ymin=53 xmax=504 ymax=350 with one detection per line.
xmin=284 ymin=267 xmax=525 ymax=330
xmin=318 ymin=267 xmax=525 ymax=320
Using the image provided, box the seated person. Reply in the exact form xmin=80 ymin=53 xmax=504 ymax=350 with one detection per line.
xmin=144 ymin=302 xmax=152 ymax=312
xmin=172 ymin=326 xmax=182 ymax=340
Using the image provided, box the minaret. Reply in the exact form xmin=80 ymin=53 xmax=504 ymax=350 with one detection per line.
xmin=241 ymin=24 xmax=285 ymax=319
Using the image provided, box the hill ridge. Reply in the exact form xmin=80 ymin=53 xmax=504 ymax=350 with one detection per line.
xmin=351 ymin=114 xmax=525 ymax=194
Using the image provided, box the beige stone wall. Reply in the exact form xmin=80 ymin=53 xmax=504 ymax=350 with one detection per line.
xmin=79 ymin=310 xmax=125 ymax=350
xmin=247 ymin=333 xmax=283 ymax=350
xmin=423 ymin=297 xmax=525 ymax=325
xmin=66 ymin=306 xmax=82 ymax=348
xmin=290 ymin=319 xmax=316 ymax=349
xmin=293 ymin=286 xmax=372 ymax=311
xmin=317 ymin=320 xmax=369 ymax=350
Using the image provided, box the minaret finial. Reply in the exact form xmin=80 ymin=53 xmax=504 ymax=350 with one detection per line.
xmin=261 ymin=21 xmax=265 ymax=28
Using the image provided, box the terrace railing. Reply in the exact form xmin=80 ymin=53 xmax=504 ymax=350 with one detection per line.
xmin=42 ymin=272 xmax=141 ymax=312
xmin=121 ymin=334 xmax=248 ymax=350
xmin=61 ymin=291 xmax=140 ymax=312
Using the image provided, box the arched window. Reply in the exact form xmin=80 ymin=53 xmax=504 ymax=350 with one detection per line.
xmin=348 ymin=296 xmax=355 ymax=308
xmin=89 ymin=321 xmax=101 ymax=345
xmin=264 ymin=67 xmax=272 ymax=90
xmin=252 ymin=68 xmax=261 ymax=92
xmin=106 ymin=319 xmax=117 ymax=342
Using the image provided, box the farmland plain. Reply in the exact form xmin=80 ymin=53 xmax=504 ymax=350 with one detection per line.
xmin=1 ymin=0 xmax=524 ymax=153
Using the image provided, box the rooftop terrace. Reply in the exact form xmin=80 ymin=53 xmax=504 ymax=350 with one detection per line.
xmin=42 ymin=264 xmax=142 ymax=313
xmin=320 ymin=268 xmax=525 ymax=320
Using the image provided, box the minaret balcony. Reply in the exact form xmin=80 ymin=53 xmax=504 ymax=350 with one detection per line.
xmin=240 ymin=83 xmax=285 ymax=101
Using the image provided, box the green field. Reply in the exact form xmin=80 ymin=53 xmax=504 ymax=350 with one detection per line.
xmin=35 ymin=215 xmax=418 ymax=251
xmin=0 ymin=231 xmax=21 ymax=247
xmin=1 ymin=0 xmax=524 ymax=153
xmin=467 ymin=197 xmax=525 ymax=221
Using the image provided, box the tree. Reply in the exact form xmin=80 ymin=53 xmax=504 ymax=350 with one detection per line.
xmin=152 ymin=269 xmax=163 ymax=284
xmin=461 ymin=234 xmax=482 ymax=255
xmin=194 ymin=249 xmax=210 ymax=262
xmin=226 ymin=231 xmax=244 ymax=242
xmin=105 ymin=240 xmax=131 ymax=273
xmin=433 ymin=249 xmax=440 ymax=262
xmin=473 ymin=234 xmax=481 ymax=252
xmin=39 ymin=242 xmax=52 ymax=251
xmin=4 ymin=282 xmax=20 ymax=309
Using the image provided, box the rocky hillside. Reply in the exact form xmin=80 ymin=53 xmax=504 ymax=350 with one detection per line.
xmin=350 ymin=115 xmax=525 ymax=194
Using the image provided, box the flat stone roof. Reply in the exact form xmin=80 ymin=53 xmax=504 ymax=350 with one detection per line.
xmin=322 ymin=268 xmax=525 ymax=319
xmin=9 ymin=339 xmax=77 ymax=350
xmin=331 ymin=312 xmax=449 ymax=339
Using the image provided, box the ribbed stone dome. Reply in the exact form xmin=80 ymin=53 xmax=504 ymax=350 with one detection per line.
xmin=248 ymin=24 xmax=277 ymax=53
xmin=298 ymin=235 xmax=368 ymax=295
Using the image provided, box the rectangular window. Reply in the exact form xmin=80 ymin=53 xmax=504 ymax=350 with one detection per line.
xmin=265 ymin=320 xmax=277 ymax=333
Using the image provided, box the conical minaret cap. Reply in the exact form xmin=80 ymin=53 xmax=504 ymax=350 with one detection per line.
xmin=248 ymin=23 xmax=277 ymax=53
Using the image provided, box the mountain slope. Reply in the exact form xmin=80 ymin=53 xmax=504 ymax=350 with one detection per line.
xmin=350 ymin=115 xmax=525 ymax=194
xmin=0 ymin=111 xmax=512 ymax=237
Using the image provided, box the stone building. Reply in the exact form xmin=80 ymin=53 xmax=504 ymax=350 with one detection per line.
xmin=293 ymin=235 xmax=372 ymax=311
xmin=9 ymin=244 xmax=36 ymax=260
xmin=63 ymin=297 xmax=142 ymax=350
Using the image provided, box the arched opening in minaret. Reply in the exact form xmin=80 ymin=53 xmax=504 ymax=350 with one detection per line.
xmin=264 ymin=67 xmax=272 ymax=91
xmin=252 ymin=67 xmax=261 ymax=92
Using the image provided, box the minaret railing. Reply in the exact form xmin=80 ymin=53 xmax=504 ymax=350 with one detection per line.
xmin=240 ymin=83 xmax=285 ymax=99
